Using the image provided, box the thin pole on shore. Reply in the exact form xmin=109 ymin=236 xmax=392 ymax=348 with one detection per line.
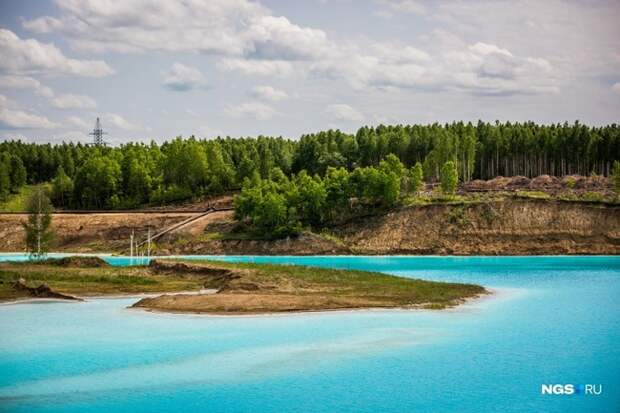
xmin=130 ymin=230 xmax=134 ymax=261
xmin=147 ymin=228 xmax=151 ymax=258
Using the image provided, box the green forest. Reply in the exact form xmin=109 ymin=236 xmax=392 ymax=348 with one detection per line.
xmin=1 ymin=121 xmax=619 ymax=235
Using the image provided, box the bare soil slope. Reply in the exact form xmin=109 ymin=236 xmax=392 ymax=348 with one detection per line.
xmin=1 ymin=199 xmax=618 ymax=255
xmin=339 ymin=200 xmax=620 ymax=255
xmin=0 ymin=212 xmax=193 ymax=252
xmin=161 ymin=199 xmax=619 ymax=255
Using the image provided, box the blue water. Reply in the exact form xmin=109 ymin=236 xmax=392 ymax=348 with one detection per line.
xmin=0 ymin=255 xmax=618 ymax=412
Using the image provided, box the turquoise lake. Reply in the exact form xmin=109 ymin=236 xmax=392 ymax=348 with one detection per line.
xmin=0 ymin=255 xmax=618 ymax=412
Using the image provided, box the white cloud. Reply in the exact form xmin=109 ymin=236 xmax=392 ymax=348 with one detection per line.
xmin=0 ymin=75 xmax=54 ymax=98
xmin=370 ymin=44 xmax=430 ymax=63
xmin=17 ymin=0 xmax=566 ymax=97
xmin=431 ymin=0 xmax=620 ymax=79
xmin=51 ymin=94 xmax=97 ymax=109
xmin=0 ymin=74 xmax=99 ymax=112
xmin=103 ymin=113 xmax=141 ymax=131
xmin=10 ymin=0 xmax=619 ymax=135
xmin=612 ymin=83 xmax=620 ymax=94
xmin=162 ymin=63 xmax=206 ymax=91
xmin=0 ymin=28 xmax=114 ymax=77
xmin=22 ymin=1 xmax=259 ymax=55
xmin=469 ymin=42 xmax=512 ymax=57
xmin=0 ymin=94 xmax=58 ymax=129
xmin=224 ymin=102 xmax=278 ymax=120
xmin=245 ymin=15 xmax=333 ymax=60
xmin=53 ymin=129 xmax=88 ymax=141
xmin=325 ymin=104 xmax=363 ymax=122
xmin=249 ymin=85 xmax=288 ymax=101
xmin=22 ymin=0 xmax=332 ymax=61
xmin=375 ymin=0 xmax=427 ymax=15
xmin=217 ymin=58 xmax=293 ymax=77
xmin=313 ymin=41 xmax=558 ymax=95
xmin=66 ymin=115 xmax=90 ymax=129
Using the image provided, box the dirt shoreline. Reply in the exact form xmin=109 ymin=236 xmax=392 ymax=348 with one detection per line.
xmin=129 ymin=260 xmax=488 ymax=314
xmin=0 ymin=259 xmax=488 ymax=314
xmin=129 ymin=289 xmax=492 ymax=317
xmin=1 ymin=288 xmax=493 ymax=316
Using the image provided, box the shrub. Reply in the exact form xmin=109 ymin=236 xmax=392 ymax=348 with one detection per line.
xmin=440 ymin=161 xmax=458 ymax=195
xmin=581 ymin=191 xmax=604 ymax=202
xmin=447 ymin=205 xmax=470 ymax=227
xmin=481 ymin=203 xmax=498 ymax=224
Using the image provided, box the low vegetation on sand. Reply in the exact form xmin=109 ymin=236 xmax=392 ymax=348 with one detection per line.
xmin=134 ymin=260 xmax=487 ymax=313
xmin=0 ymin=257 xmax=487 ymax=313
xmin=0 ymin=257 xmax=206 ymax=300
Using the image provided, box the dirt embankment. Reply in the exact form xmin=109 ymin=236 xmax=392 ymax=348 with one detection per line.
xmin=462 ymin=174 xmax=611 ymax=196
xmin=0 ymin=212 xmax=193 ymax=252
xmin=161 ymin=199 xmax=620 ymax=255
xmin=1 ymin=199 xmax=618 ymax=256
xmin=0 ymin=194 xmax=234 ymax=253
xmin=338 ymin=200 xmax=620 ymax=255
xmin=11 ymin=278 xmax=82 ymax=301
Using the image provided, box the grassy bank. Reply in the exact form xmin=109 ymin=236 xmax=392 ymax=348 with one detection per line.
xmin=0 ymin=258 xmax=205 ymax=300
xmin=133 ymin=259 xmax=487 ymax=313
xmin=0 ymin=184 xmax=52 ymax=212
xmin=0 ymin=257 xmax=487 ymax=313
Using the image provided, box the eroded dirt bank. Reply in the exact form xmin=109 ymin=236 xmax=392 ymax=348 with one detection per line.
xmin=1 ymin=199 xmax=618 ymax=255
xmin=338 ymin=200 xmax=620 ymax=255
xmin=158 ymin=199 xmax=620 ymax=255
xmin=0 ymin=212 xmax=193 ymax=252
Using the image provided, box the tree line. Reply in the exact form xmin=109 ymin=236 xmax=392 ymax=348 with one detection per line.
xmin=0 ymin=121 xmax=618 ymax=210
xmin=0 ymin=136 xmax=293 ymax=209
xmin=234 ymin=154 xmax=461 ymax=237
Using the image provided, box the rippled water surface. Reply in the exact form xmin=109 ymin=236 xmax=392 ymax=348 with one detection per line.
xmin=0 ymin=255 xmax=618 ymax=412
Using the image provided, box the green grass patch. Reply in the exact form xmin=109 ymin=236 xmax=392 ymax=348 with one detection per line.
xmin=169 ymin=259 xmax=487 ymax=308
xmin=514 ymin=190 xmax=551 ymax=200
xmin=0 ymin=183 xmax=52 ymax=212
xmin=0 ymin=257 xmax=487 ymax=312
xmin=0 ymin=262 xmax=204 ymax=300
xmin=318 ymin=230 xmax=347 ymax=247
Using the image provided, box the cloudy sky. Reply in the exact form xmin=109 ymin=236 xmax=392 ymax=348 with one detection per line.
xmin=0 ymin=0 xmax=619 ymax=144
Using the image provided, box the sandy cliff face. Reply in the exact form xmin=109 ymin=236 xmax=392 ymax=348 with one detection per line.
xmin=0 ymin=200 xmax=618 ymax=255
xmin=338 ymin=200 xmax=620 ymax=255
xmin=0 ymin=213 xmax=191 ymax=252
xmin=165 ymin=199 xmax=619 ymax=255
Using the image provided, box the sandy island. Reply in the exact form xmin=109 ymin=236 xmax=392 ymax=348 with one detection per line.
xmin=0 ymin=256 xmax=488 ymax=315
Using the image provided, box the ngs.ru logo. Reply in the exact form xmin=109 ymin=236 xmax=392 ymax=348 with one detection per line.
xmin=541 ymin=384 xmax=602 ymax=396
